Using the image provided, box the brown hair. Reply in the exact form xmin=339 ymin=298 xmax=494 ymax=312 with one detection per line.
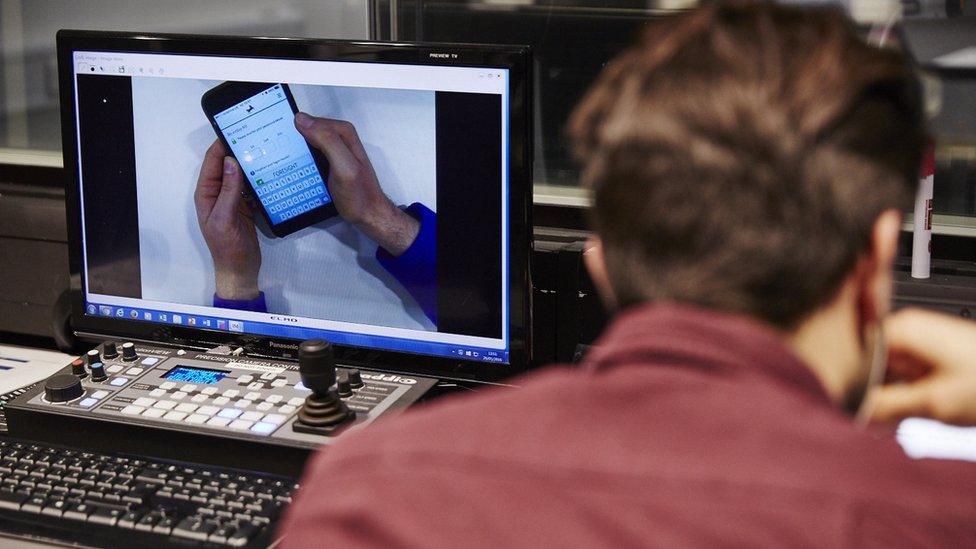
xmin=569 ymin=0 xmax=925 ymax=328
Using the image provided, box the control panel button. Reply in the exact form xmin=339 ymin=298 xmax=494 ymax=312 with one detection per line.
xmin=271 ymin=379 xmax=287 ymax=388
xmin=121 ymin=405 xmax=145 ymax=415
xmin=217 ymin=409 xmax=242 ymax=419
xmin=250 ymin=422 xmax=276 ymax=435
xmin=260 ymin=372 xmax=276 ymax=381
xmin=91 ymin=390 xmax=110 ymax=400
xmin=241 ymin=411 xmax=263 ymax=422
xmin=287 ymin=397 xmax=304 ymax=407
xmin=107 ymin=365 xmax=124 ymax=374
xmin=141 ymin=357 xmax=160 ymax=366
xmin=110 ymin=377 xmax=129 ymax=387
xmin=238 ymin=375 xmax=253 ymax=385
xmin=191 ymin=394 xmax=208 ymax=403
xmin=279 ymin=405 xmax=297 ymax=414
xmin=175 ymin=403 xmax=198 ymax=414
xmin=256 ymin=402 xmax=273 ymax=412
xmin=262 ymin=414 xmax=286 ymax=425
xmin=201 ymin=387 xmax=218 ymax=396
xmin=229 ymin=419 xmax=254 ymax=430
xmin=222 ymin=390 xmax=239 ymax=398
xmin=213 ymin=397 xmax=230 ymax=406
xmin=133 ymin=397 xmax=155 ymax=408
xmin=163 ymin=411 xmax=187 ymax=421
xmin=206 ymin=417 xmax=230 ymax=427
xmin=142 ymin=408 xmax=166 ymax=418
xmin=180 ymin=384 xmax=197 ymax=393
xmin=244 ymin=392 xmax=261 ymax=401
xmin=149 ymin=389 xmax=166 ymax=398
xmin=152 ymin=400 xmax=177 ymax=411
xmin=247 ymin=382 xmax=264 ymax=391
xmin=78 ymin=397 xmax=98 ymax=408
xmin=125 ymin=368 xmax=145 ymax=376
xmin=233 ymin=399 xmax=250 ymax=409
xmin=160 ymin=382 xmax=176 ymax=391
xmin=171 ymin=392 xmax=188 ymax=401
xmin=185 ymin=414 xmax=208 ymax=424
xmin=265 ymin=395 xmax=283 ymax=404
xmin=197 ymin=406 xmax=219 ymax=416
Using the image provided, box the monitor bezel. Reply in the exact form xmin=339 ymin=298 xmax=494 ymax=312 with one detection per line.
xmin=58 ymin=30 xmax=532 ymax=384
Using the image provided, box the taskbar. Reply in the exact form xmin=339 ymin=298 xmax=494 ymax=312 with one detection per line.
xmin=85 ymin=302 xmax=509 ymax=365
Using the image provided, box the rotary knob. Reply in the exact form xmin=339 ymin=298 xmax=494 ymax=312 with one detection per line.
xmin=121 ymin=342 xmax=137 ymax=361
xmin=347 ymin=369 xmax=364 ymax=389
xmin=337 ymin=372 xmax=353 ymax=397
xmin=70 ymin=358 xmax=88 ymax=379
xmin=85 ymin=349 xmax=100 ymax=365
xmin=102 ymin=341 xmax=119 ymax=359
xmin=45 ymin=374 xmax=83 ymax=403
xmin=89 ymin=362 xmax=108 ymax=382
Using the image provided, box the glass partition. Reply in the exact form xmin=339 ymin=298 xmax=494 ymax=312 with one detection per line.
xmin=384 ymin=0 xmax=680 ymax=192
xmin=0 ymin=0 xmax=367 ymax=165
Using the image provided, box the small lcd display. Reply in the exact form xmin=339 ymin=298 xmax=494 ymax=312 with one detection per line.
xmin=163 ymin=365 xmax=229 ymax=385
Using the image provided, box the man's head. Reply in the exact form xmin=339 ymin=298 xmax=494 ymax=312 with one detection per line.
xmin=570 ymin=1 xmax=925 ymax=404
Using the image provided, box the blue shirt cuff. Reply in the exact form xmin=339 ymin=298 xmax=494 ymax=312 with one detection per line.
xmin=213 ymin=291 xmax=267 ymax=312
xmin=376 ymin=203 xmax=437 ymax=325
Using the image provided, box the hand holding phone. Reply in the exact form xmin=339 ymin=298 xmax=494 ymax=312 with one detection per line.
xmin=293 ymin=112 xmax=420 ymax=257
xmin=202 ymin=82 xmax=337 ymax=237
xmin=193 ymin=140 xmax=262 ymax=300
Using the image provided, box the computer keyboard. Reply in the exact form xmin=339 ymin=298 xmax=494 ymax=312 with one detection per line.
xmin=0 ymin=437 xmax=296 ymax=547
xmin=0 ymin=384 xmax=36 ymax=432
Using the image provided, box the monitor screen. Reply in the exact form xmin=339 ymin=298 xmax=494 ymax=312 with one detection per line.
xmin=61 ymin=35 xmax=529 ymax=375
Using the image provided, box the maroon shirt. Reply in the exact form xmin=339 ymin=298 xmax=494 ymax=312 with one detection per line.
xmin=279 ymin=305 xmax=976 ymax=547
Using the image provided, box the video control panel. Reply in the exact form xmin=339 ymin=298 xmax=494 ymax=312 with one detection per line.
xmin=5 ymin=341 xmax=435 ymax=475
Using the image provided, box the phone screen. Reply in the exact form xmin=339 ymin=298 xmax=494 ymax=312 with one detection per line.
xmin=212 ymin=84 xmax=331 ymax=225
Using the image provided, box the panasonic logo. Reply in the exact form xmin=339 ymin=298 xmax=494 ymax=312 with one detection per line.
xmin=268 ymin=341 xmax=299 ymax=350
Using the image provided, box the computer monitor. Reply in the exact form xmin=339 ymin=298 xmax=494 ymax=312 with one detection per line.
xmin=58 ymin=31 xmax=532 ymax=383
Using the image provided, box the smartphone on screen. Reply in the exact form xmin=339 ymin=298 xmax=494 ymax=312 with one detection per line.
xmin=202 ymin=82 xmax=336 ymax=237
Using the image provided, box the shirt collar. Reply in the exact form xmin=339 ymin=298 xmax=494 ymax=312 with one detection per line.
xmin=584 ymin=303 xmax=833 ymax=406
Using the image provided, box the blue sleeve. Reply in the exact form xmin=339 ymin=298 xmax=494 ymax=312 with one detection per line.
xmin=213 ymin=292 xmax=267 ymax=312
xmin=376 ymin=203 xmax=437 ymax=325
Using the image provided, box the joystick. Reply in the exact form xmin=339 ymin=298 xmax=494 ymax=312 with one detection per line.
xmin=70 ymin=358 xmax=88 ymax=379
xmin=44 ymin=374 xmax=83 ymax=403
xmin=121 ymin=342 xmax=137 ymax=361
xmin=89 ymin=362 xmax=108 ymax=382
xmin=293 ymin=339 xmax=352 ymax=435
xmin=102 ymin=341 xmax=119 ymax=359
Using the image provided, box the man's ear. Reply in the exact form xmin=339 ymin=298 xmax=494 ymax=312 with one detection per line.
xmin=860 ymin=209 xmax=902 ymax=326
xmin=583 ymin=236 xmax=618 ymax=310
